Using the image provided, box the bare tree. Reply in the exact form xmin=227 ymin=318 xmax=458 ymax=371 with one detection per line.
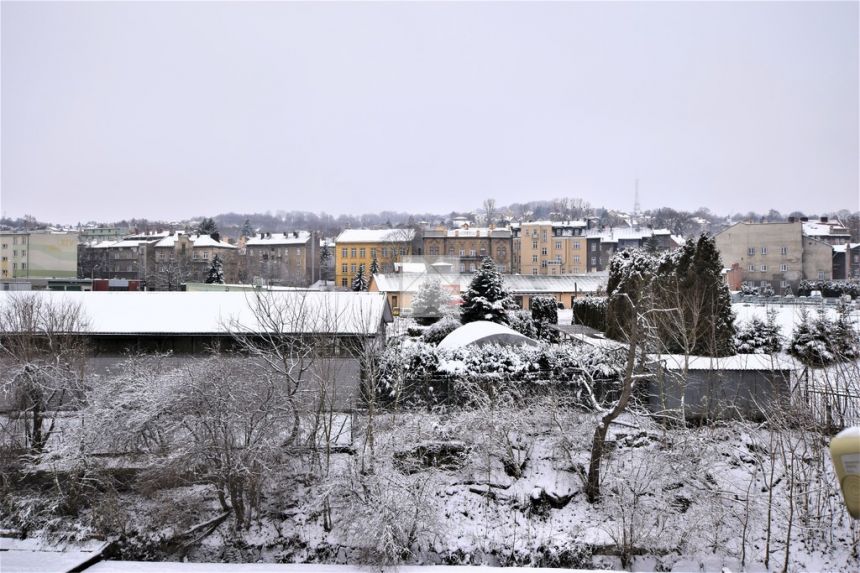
xmin=0 ymin=293 xmax=88 ymax=454
xmin=482 ymin=198 xmax=497 ymax=227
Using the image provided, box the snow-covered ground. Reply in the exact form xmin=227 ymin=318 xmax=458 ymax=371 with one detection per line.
xmin=732 ymin=302 xmax=856 ymax=336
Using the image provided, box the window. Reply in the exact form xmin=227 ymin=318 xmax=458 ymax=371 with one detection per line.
xmin=447 ymin=247 xmax=454 ymax=256
xmin=555 ymin=241 xmax=561 ymax=250
xmin=459 ymin=263 xmax=465 ymax=272
xmin=574 ymin=255 xmax=580 ymax=263
xmin=350 ymin=248 xmax=356 ymax=258
xmin=382 ymin=247 xmax=388 ymax=258
xmin=781 ymin=280 xmax=788 ymax=289
xmin=350 ymin=264 xmax=356 ymax=273
xmin=780 ymin=246 xmax=788 ymax=255
xmin=591 ymin=256 xmax=597 ymax=265
xmin=21 ymin=250 xmax=26 ymax=257
xmin=748 ymin=264 xmax=755 ymax=271
xmin=460 ymin=249 xmax=465 ymax=256
xmin=532 ymin=255 xmax=538 ymax=262
xmin=780 ymin=264 xmax=788 ymax=272
xmin=532 ymin=268 xmax=538 ymax=275
xmin=574 ymin=242 xmax=580 ymax=250
xmin=20 ymin=263 xmax=26 ymax=270
xmin=760 ymin=280 xmax=768 ymax=287
xmin=555 ymin=255 xmax=562 ymax=262
xmin=341 ymin=264 xmax=347 ymax=273
xmin=469 ymin=249 xmax=476 ymax=257
xmin=761 ymin=247 xmax=768 ymax=255
xmin=497 ymin=247 xmax=506 ymax=257
xmin=541 ymin=260 xmax=547 ymax=268
xmin=591 ymin=243 xmax=597 ymax=252
xmin=498 ymin=265 xmax=506 ymax=272
xmin=541 ymin=248 xmax=547 ymax=255
xmin=532 ymin=240 xmax=538 ymax=249
xmin=542 ymin=231 xmax=547 ymax=242
xmin=12 ymin=250 xmax=17 ymax=257
xmin=470 ymin=263 xmax=476 ymax=272
xmin=818 ymin=272 xmax=826 ymax=280
xmin=359 ymin=248 xmax=365 ymax=258
xmin=747 ymin=247 xmax=755 ymax=257
xmin=341 ymin=278 xmax=347 ymax=287
xmin=371 ymin=248 xmax=377 ymax=258
xmin=760 ymin=264 xmax=767 ymax=272
xmin=341 ymin=248 xmax=347 ymax=258
xmin=400 ymin=247 xmax=406 ymax=255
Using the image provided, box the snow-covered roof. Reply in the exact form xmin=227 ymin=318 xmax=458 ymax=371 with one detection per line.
xmin=514 ymin=220 xmax=588 ymax=228
xmin=245 ymin=232 xmax=311 ymax=246
xmin=154 ymin=233 xmax=236 ymax=249
xmin=585 ymin=227 xmax=674 ymax=242
xmin=371 ymin=273 xmax=609 ymax=295
xmin=803 ymin=221 xmax=850 ymax=238
xmin=423 ymin=227 xmax=511 ymax=238
xmin=649 ymin=353 xmax=796 ymax=371
xmin=336 ymin=229 xmax=415 ymax=243
xmin=438 ymin=320 xmax=540 ymax=350
xmin=0 ymin=291 xmax=392 ymax=336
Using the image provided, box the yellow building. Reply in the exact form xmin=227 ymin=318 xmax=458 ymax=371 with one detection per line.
xmin=0 ymin=230 xmax=79 ymax=279
xmin=335 ymin=229 xmax=416 ymax=288
xmin=513 ymin=221 xmax=589 ymax=275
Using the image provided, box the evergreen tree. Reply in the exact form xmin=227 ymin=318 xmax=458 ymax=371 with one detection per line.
xmin=205 ymin=254 xmax=225 ymax=284
xmin=197 ymin=217 xmax=218 ymax=236
xmin=831 ymin=301 xmax=859 ymax=361
xmin=606 ymin=249 xmax=656 ymax=342
xmin=370 ymin=257 xmax=380 ymax=275
xmin=460 ymin=257 xmax=515 ymax=325
xmin=735 ymin=310 xmax=782 ymax=354
xmin=531 ymin=296 xmax=559 ymax=341
xmin=351 ymin=263 xmax=368 ymax=292
xmin=788 ymin=308 xmax=833 ymax=366
xmin=412 ymin=278 xmax=451 ymax=324
xmin=320 ymin=244 xmax=331 ymax=284
xmin=240 ymin=219 xmax=254 ymax=238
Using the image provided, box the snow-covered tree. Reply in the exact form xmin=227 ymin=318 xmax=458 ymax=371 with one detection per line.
xmin=412 ymin=279 xmax=451 ymax=324
xmin=507 ymin=310 xmax=537 ymax=339
xmin=832 ymin=300 xmax=859 ymax=360
xmin=0 ymin=294 xmax=89 ymax=453
xmin=320 ymin=243 xmax=331 ymax=284
xmin=531 ymin=296 xmax=559 ymax=341
xmin=240 ymin=218 xmax=254 ymax=238
xmin=735 ymin=309 xmax=783 ymax=354
xmin=421 ymin=316 xmax=461 ymax=345
xmin=352 ymin=263 xmax=368 ymax=292
xmin=460 ymin=257 xmax=515 ymax=325
xmin=788 ymin=308 xmax=833 ymax=366
xmin=197 ymin=217 xmax=218 ymax=236
xmin=370 ymin=257 xmax=380 ymax=275
xmin=205 ymin=254 xmax=225 ymax=284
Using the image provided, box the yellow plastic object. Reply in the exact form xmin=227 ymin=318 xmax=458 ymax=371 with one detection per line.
xmin=829 ymin=427 xmax=860 ymax=519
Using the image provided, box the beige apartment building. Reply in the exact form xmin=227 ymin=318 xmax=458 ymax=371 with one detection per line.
xmin=152 ymin=232 xmax=238 ymax=288
xmin=715 ymin=221 xmax=833 ymax=293
xmin=423 ymin=226 xmax=512 ymax=273
xmin=512 ymin=221 xmax=590 ymax=275
xmin=0 ymin=231 xmax=79 ymax=279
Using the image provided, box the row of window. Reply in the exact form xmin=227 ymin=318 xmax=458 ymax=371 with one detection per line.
xmin=747 ymin=264 xmax=790 ymax=272
xmin=340 ymin=247 xmax=407 ymax=259
xmin=747 ymin=246 xmax=789 ymax=256
xmin=1 ymin=249 xmax=27 ymax=258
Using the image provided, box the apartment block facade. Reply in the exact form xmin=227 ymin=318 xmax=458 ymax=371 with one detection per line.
xmin=714 ymin=221 xmax=833 ymax=293
xmin=1 ymin=231 xmax=79 ymax=279
xmin=242 ymin=231 xmax=319 ymax=287
xmin=423 ymin=227 xmax=512 ymax=273
xmin=152 ymin=233 xmax=238 ymax=288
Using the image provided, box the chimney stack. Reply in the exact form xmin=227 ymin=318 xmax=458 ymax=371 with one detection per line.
xmin=820 ymin=216 xmax=829 ymax=223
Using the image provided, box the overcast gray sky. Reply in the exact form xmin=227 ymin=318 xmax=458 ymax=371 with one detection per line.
xmin=1 ymin=1 xmax=858 ymax=224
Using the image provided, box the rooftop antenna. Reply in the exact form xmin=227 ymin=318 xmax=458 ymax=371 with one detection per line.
xmin=633 ymin=178 xmax=641 ymax=227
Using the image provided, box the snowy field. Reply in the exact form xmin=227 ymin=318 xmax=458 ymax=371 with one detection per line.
xmin=731 ymin=302 xmax=856 ymax=337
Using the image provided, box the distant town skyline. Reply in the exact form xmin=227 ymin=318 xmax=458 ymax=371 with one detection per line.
xmin=2 ymin=1 xmax=858 ymax=224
